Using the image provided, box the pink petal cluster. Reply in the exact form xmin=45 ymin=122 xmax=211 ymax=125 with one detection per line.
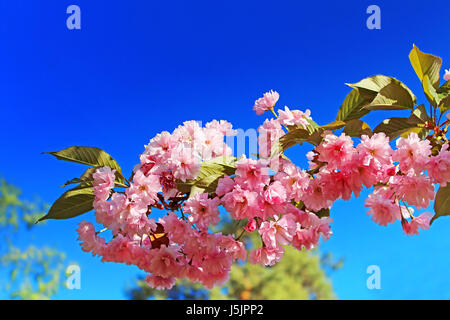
xmin=278 ymin=106 xmax=312 ymax=128
xmin=444 ymin=69 xmax=450 ymax=81
xmin=402 ymin=211 xmax=433 ymax=236
xmin=253 ymin=90 xmax=279 ymax=115
xmin=71 ymin=89 xmax=446 ymax=293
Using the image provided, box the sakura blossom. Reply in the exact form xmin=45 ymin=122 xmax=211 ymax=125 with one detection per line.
xmin=46 ymin=85 xmax=448 ymax=292
xmin=253 ymin=90 xmax=280 ymax=115
xmin=444 ymin=69 xmax=450 ymax=81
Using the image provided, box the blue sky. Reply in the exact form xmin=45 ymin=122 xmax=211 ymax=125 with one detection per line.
xmin=1 ymin=0 xmax=450 ymax=299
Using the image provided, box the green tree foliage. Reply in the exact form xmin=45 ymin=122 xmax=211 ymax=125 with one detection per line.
xmin=0 ymin=178 xmax=68 ymax=299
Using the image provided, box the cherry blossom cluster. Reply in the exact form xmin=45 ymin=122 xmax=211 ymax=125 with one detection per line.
xmin=76 ymin=90 xmax=449 ymax=291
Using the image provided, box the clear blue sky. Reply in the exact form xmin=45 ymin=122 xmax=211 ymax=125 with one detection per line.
xmin=1 ymin=0 xmax=450 ymax=299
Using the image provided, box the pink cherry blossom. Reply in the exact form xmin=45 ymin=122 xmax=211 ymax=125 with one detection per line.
xmin=253 ymin=90 xmax=280 ymax=115
xmin=64 ymin=88 xmax=448 ymax=293
xmin=428 ymin=143 xmax=450 ymax=186
xmin=389 ymin=171 xmax=435 ymax=209
xmin=184 ymin=193 xmax=221 ymax=231
xmin=168 ymin=144 xmax=201 ymax=182
xmin=215 ymin=175 xmax=235 ymax=197
xmin=244 ymin=218 xmax=257 ymax=233
xmin=126 ymin=170 xmax=161 ymax=207
xmin=259 ymin=214 xmax=297 ymax=248
xmin=145 ymin=274 xmax=176 ymax=290
xmin=257 ymin=118 xmax=284 ymax=158
xmin=148 ymin=245 xmax=183 ymax=278
xmin=274 ymin=160 xmax=310 ymax=202
xmin=234 ymin=156 xmax=270 ymax=191
xmin=260 ymin=181 xmax=288 ymax=219
xmin=92 ymin=166 xmax=116 ymax=201
xmin=402 ymin=211 xmax=433 ymax=235
xmin=221 ymin=184 xmax=261 ymax=220
xmin=356 ymin=133 xmax=393 ymax=168
xmin=160 ymin=212 xmax=192 ymax=244
xmin=364 ymin=187 xmax=401 ymax=226
xmin=393 ymin=132 xmax=431 ymax=172
xmin=277 ymin=106 xmax=312 ymax=128
xmin=316 ymin=133 xmax=355 ymax=170
xmin=249 ymin=245 xmax=284 ymax=266
xmin=76 ymin=221 xmax=106 ymax=256
xmin=444 ymin=69 xmax=450 ymax=81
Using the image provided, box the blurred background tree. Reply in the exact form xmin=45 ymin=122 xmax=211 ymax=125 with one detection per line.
xmin=126 ymin=218 xmax=343 ymax=300
xmin=0 ymin=178 xmax=69 ymax=299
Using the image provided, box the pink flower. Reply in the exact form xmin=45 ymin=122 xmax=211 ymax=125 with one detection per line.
xmin=393 ymin=132 xmax=431 ymax=172
xmin=444 ymin=69 xmax=450 ymax=81
xmin=259 ymin=214 xmax=297 ymax=248
xmin=149 ymin=245 xmax=183 ymax=278
xmin=234 ymin=156 xmax=270 ymax=191
xmin=184 ymin=193 xmax=221 ymax=231
xmin=275 ymin=159 xmax=309 ymax=198
xmin=160 ymin=170 xmax=178 ymax=200
xmin=168 ymin=144 xmax=201 ymax=182
xmin=146 ymin=131 xmax=177 ymax=162
xmin=215 ymin=175 xmax=235 ymax=197
xmin=76 ymin=221 xmax=105 ymax=256
xmin=205 ymin=120 xmax=237 ymax=136
xmin=145 ymin=274 xmax=176 ymax=290
xmin=93 ymin=166 xmax=116 ymax=201
xmin=253 ymin=90 xmax=279 ymax=115
xmin=302 ymin=178 xmax=334 ymax=212
xmin=402 ymin=212 xmax=433 ymax=235
xmin=428 ymin=144 xmax=450 ymax=186
xmin=221 ymin=185 xmax=262 ymax=220
xmin=160 ymin=212 xmax=192 ymax=244
xmin=356 ymin=133 xmax=393 ymax=168
xmin=217 ymin=235 xmax=247 ymax=262
xmin=316 ymin=133 xmax=355 ymax=170
xmin=244 ymin=218 xmax=257 ymax=233
xmin=261 ymin=181 xmax=288 ymax=219
xmin=364 ymin=187 xmax=401 ymax=226
xmin=126 ymin=170 xmax=161 ymax=206
xmin=249 ymin=245 xmax=284 ymax=266
xmin=200 ymin=128 xmax=226 ymax=160
xmin=290 ymin=210 xmax=332 ymax=250
xmin=257 ymin=118 xmax=284 ymax=158
xmin=277 ymin=106 xmax=312 ymax=128
xmin=389 ymin=171 xmax=435 ymax=209
xmin=173 ymin=120 xmax=204 ymax=148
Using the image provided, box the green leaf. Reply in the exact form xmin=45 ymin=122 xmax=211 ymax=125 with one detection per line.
xmin=348 ymin=75 xmax=416 ymax=110
xmin=343 ymin=119 xmax=372 ymax=137
xmin=422 ymin=74 xmax=440 ymax=107
xmin=336 ymin=88 xmax=372 ymax=122
xmin=45 ymin=146 xmax=124 ymax=183
xmin=409 ymin=44 xmax=442 ymax=89
xmin=431 ymin=184 xmax=450 ymax=224
xmin=373 ymin=117 xmax=424 ymax=140
xmin=437 ymin=82 xmax=450 ymax=113
xmin=271 ymin=128 xmax=318 ymax=158
xmin=320 ymin=120 xmax=346 ymax=131
xmin=177 ymin=156 xmax=236 ymax=195
xmin=304 ymin=118 xmax=320 ymax=134
xmin=37 ymin=187 xmax=95 ymax=222
xmin=408 ymin=104 xmax=431 ymax=124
